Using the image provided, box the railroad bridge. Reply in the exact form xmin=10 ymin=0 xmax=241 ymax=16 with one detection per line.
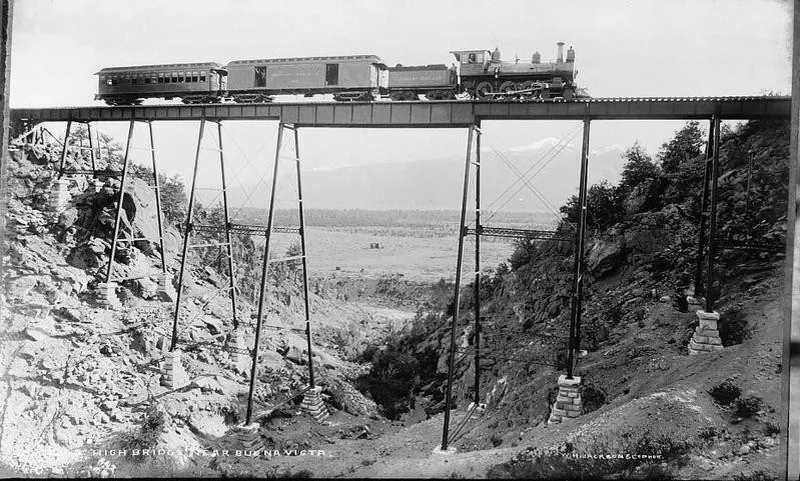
xmin=10 ymin=95 xmax=792 ymax=451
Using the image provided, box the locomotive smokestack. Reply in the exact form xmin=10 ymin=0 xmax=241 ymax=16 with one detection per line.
xmin=556 ymin=42 xmax=565 ymax=63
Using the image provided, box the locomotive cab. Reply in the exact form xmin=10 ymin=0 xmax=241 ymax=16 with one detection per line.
xmin=451 ymin=49 xmax=491 ymax=76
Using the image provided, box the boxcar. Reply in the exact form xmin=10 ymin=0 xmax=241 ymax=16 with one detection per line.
xmin=95 ymin=62 xmax=226 ymax=105
xmin=225 ymin=55 xmax=385 ymax=102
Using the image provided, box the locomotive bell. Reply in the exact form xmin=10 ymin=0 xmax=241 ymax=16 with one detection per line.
xmin=556 ymin=42 xmax=565 ymax=63
xmin=491 ymin=46 xmax=501 ymax=62
xmin=531 ymin=51 xmax=541 ymax=64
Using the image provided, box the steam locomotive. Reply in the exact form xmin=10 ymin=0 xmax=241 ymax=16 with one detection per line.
xmin=95 ymin=43 xmax=580 ymax=105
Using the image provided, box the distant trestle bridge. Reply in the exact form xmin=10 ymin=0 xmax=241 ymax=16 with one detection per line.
xmin=10 ymin=95 xmax=792 ymax=451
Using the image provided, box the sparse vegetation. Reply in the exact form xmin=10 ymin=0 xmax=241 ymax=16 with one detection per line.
xmin=487 ymin=431 xmax=692 ymax=479
xmin=732 ymin=470 xmax=777 ymax=481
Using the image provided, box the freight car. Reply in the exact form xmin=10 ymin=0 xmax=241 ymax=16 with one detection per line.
xmin=225 ymin=54 xmax=385 ymax=102
xmin=94 ymin=42 xmax=581 ymax=105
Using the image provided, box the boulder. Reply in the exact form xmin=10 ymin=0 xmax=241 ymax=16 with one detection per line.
xmin=201 ymin=315 xmax=224 ymax=335
xmin=67 ymin=245 xmax=101 ymax=269
xmin=586 ymin=237 xmax=625 ymax=278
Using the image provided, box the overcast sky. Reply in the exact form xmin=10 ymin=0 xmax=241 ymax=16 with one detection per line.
xmin=8 ymin=0 xmax=794 ymax=208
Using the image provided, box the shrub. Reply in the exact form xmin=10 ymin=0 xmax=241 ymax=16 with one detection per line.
xmin=490 ymin=433 xmax=503 ymax=447
xmin=735 ymin=396 xmax=763 ymax=418
xmin=719 ymin=308 xmax=751 ymax=346
xmin=117 ymin=404 xmax=166 ymax=463
xmin=763 ymin=421 xmax=780 ymax=436
xmin=698 ymin=426 xmax=721 ymax=443
xmin=355 ymin=343 xmax=428 ymax=420
xmin=580 ymin=383 xmax=607 ymax=414
xmin=708 ymin=381 xmax=741 ymax=406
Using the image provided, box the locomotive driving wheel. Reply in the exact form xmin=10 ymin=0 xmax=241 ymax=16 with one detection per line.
xmin=475 ymin=81 xmax=494 ymax=100
xmin=499 ymin=81 xmax=516 ymax=100
xmin=562 ymin=88 xmax=575 ymax=100
xmin=517 ymin=81 xmax=536 ymax=100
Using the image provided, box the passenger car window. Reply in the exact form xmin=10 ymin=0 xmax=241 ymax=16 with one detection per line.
xmin=192 ymin=71 xmax=198 ymax=82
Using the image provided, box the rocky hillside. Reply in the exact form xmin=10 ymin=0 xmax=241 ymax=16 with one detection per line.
xmin=377 ymin=120 xmax=788 ymax=479
xmin=0 ymin=138 xmax=414 ymax=477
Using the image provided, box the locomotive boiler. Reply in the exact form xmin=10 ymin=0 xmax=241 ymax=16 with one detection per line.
xmin=94 ymin=42 xmax=580 ymax=105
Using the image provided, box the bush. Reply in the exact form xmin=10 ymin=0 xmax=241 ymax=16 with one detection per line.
xmin=719 ymin=308 xmax=751 ymax=346
xmin=708 ymin=380 xmax=741 ymax=406
xmin=490 ymin=433 xmax=503 ymax=447
xmin=117 ymin=404 xmax=166 ymax=462
xmin=763 ymin=421 xmax=780 ymax=436
xmin=580 ymin=383 xmax=607 ymax=414
xmin=698 ymin=426 xmax=720 ymax=443
xmin=354 ymin=342 xmax=439 ymax=420
xmin=735 ymin=396 xmax=763 ymax=418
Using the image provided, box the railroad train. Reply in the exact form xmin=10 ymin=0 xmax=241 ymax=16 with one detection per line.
xmin=95 ymin=42 xmax=581 ymax=105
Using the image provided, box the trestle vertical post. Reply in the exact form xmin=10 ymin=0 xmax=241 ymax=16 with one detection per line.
xmin=441 ymin=124 xmax=475 ymax=451
xmin=246 ymin=122 xmax=285 ymax=425
xmin=705 ymin=116 xmax=721 ymax=313
xmin=216 ymin=121 xmax=239 ymax=329
xmin=473 ymin=122 xmax=481 ymax=405
xmin=293 ymin=127 xmax=316 ymax=388
xmin=148 ymin=121 xmax=168 ymax=274
xmin=105 ymin=120 xmax=135 ymax=284
xmin=58 ymin=120 xmax=72 ymax=178
xmin=170 ymin=119 xmax=206 ymax=351
xmin=694 ymin=119 xmax=714 ymax=297
xmin=87 ymin=122 xmax=97 ymax=176
xmin=567 ymin=118 xmax=591 ymax=380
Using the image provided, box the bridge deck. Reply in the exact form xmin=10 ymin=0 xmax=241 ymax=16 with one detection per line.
xmin=10 ymin=96 xmax=790 ymax=128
